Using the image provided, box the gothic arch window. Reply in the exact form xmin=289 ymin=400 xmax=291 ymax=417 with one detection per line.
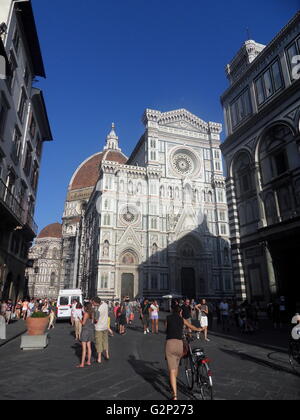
xmin=180 ymin=242 xmax=195 ymax=257
xmin=50 ymin=272 xmax=56 ymax=287
xmin=52 ymin=248 xmax=58 ymax=259
xmin=137 ymin=183 xmax=142 ymax=194
xmin=202 ymin=190 xmax=206 ymax=202
xmin=232 ymin=151 xmax=253 ymax=198
xmin=168 ymin=186 xmax=173 ymax=198
xmin=160 ymin=185 xmax=165 ymax=197
xmin=258 ymin=124 xmax=293 ymax=185
xmin=264 ymin=192 xmax=277 ymax=225
xmin=128 ymin=180 xmax=133 ymax=194
xmin=175 ymin=187 xmax=180 ymax=199
xmin=207 ymin=191 xmax=213 ymax=202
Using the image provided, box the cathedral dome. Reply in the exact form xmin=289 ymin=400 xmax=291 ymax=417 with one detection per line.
xmin=69 ymin=152 xmax=105 ymax=191
xmin=69 ymin=150 xmax=127 ymax=192
xmin=37 ymin=223 xmax=62 ymax=239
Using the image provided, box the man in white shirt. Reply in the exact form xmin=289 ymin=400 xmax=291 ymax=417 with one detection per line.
xmin=92 ymin=297 xmax=109 ymax=363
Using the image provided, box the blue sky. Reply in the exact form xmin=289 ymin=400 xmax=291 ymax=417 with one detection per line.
xmin=31 ymin=0 xmax=299 ymax=232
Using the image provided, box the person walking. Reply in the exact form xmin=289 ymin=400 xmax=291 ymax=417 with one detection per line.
xmin=15 ymin=300 xmax=22 ymax=320
xmin=219 ymin=299 xmax=230 ymax=332
xmin=27 ymin=299 xmax=35 ymax=318
xmin=150 ymin=300 xmax=159 ymax=334
xmin=48 ymin=306 xmax=56 ymax=330
xmin=77 ymin=302 xmax=94 ymax=368
xmin=196 ymin=299 xmax=210 ymax=341
xmin=165 ymin=305 xmax=203 ymax=400
xmin=118 ymin=301 xmax=127 ymax=335
xmin=73 ymin=302 xmax=83 ymax=340
xmin=140 ymin=298 xmax=150 ymax=334
xmin=113 ymin=302 xmax=120 ymax=332
xmin=22 ymin=299 xmax=29 ymax=320
xmin=93 ymin=297 xmax=109 ymax=363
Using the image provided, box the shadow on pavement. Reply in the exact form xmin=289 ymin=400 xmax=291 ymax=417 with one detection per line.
xmin=219 ymin=347 xmax=300 ymax=378
xmin=71 ymin=339 xmax=98 ymax=363
xmin=209 ymin=328 xmax=289 ymax=353
xmin=127 ymin=354 xmax=195 ymax=400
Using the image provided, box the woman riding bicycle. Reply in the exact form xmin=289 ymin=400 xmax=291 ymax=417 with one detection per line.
xmin=165 ymin=304 xmax=203 ymax=400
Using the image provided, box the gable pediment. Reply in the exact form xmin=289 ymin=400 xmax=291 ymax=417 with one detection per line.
xmin=164 ymin=120 xmax=204 ymax=133
xmin=117 ymin=226 xmax=142 ymax=248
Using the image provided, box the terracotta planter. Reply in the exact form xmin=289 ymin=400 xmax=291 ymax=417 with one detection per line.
xmin=26 ymin=316 xmax=49 ymax=336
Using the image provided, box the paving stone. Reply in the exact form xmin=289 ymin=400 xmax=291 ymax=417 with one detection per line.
xmin=0 ymin=317 xmax=300 ymax=400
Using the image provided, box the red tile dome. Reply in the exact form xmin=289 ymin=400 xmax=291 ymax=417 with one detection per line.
xmin=37 ymin=223 xmax=62 ymax=239
xmin=69 ymin=150 xmax=127 ymax=192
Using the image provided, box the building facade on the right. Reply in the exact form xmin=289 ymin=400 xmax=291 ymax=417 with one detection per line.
xmin=220 ymin=11 xmax=300 ymax=313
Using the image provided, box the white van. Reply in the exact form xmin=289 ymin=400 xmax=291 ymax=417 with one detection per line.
xmin=57 ymin=289 xmax=83 ymax=320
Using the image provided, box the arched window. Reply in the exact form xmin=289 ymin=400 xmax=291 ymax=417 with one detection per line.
xmin=52 ymin=248 xmax=58 ymax=259
xmin=50 ymin=272 xmax=56 ymax=287
xmin=259 ymin=124 xmax=293 ymax=184
xmin=232 ymin=151 xmax=253 ymax=198
xmin=128 ymin=180 xmax=133 ymax=194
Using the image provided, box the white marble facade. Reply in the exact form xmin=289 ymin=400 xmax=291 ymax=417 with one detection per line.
xmin=82 ymin=109 xmax=233 ymax=301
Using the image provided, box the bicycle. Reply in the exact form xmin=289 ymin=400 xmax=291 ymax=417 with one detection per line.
xmin=183 ymin=331 xmax=213 ymax=400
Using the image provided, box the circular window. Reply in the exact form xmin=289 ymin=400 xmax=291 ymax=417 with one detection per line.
xmin=171 ymin=148 xmax=199 ymax=177
xmin=120 ymin=205 xmax=139 ymax=224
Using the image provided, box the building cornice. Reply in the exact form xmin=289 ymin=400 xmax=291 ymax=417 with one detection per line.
xmin=221 ymin=11 xmax=300 ymax=104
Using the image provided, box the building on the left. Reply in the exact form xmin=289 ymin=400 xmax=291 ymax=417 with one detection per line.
xmin=0 ymin=0 xmax=53 ymax=300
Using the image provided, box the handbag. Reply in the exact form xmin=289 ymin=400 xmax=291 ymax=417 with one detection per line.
xmin=129 ymin=313 xmax=134 ymax=321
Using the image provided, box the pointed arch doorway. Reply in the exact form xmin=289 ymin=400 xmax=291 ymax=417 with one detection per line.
xmin=119 ymin=250 xmax=138 ymax=300
xmin=181 ymin=267 xmax=196 ymax=298
xmin=121 ymin=273 xmax=134 ymax=300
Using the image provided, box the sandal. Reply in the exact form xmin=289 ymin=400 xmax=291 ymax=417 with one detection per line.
xmin=170 ymin=393 xmax=177 ymax=400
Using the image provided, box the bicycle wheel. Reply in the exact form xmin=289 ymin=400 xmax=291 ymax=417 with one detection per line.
xmin=289 ymin=340 xmax=300 ymax=373
xmin=184 ymin=354 xmax=195 ymax=390
xmin=198 ymin=362 xmax=213 ymax=400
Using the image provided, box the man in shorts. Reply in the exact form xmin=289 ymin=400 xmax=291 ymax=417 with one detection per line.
xmin=93 ymin=297 xmax=109 ymax=363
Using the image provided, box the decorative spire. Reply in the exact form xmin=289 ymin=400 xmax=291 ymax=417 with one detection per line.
xmin=104 ymin=122 xmax=120 ymax=151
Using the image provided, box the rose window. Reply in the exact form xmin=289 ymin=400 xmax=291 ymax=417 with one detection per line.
xmin=171 ymin=148 xmax=199 ymax=177
xmin=121 ymin=205 xmax=139 ymax=224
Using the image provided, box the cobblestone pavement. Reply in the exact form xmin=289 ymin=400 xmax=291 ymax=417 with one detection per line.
xmin=0 ymin=316 xmax=299 ymax=400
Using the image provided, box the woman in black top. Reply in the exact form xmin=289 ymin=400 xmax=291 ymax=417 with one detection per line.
xmin=165 ymin=305 xmax=203 ymax=400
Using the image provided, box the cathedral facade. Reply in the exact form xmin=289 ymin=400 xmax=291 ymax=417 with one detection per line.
xmin=27 ymin=108 xmax=233 ymax=301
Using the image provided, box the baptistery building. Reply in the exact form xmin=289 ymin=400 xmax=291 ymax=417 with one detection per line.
xmin=220 ymin=12 xmax=300 ymax=312
xmin=28 ymin=108 xmax=233 ymax=301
